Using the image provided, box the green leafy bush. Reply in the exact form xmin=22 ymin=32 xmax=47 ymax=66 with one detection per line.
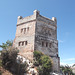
xmin=18 ymin=62 xmax=28 ymax=75
xmin=34 ymin=50 xmax=43 ymax=60
xmin=33 ymin=50 xmax=52 ymax=75
xmin=0 ymin=40 xmax=13 ymax=50
xmin=40 ymin=55 xmax=52 ymax=73
xmin=0 ymin=40 xmax=28 ymax=75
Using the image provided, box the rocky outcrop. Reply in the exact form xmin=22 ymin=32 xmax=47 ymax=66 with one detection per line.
xmin=17 ymin=54 xmax=38 ymax=75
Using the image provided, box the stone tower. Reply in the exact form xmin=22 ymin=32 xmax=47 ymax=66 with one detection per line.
xmin=13 ymin=10 xmax=60 ymax=72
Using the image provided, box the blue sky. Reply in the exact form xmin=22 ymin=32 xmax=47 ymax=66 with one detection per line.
xmin=0 ymin=0 xmax=75 ymax=66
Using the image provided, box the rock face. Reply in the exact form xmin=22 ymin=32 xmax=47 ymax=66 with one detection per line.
xmin=13 ymin=10 xmax=60 ymax=72
xmin=17 ymin=55 xmax=38 ymax=75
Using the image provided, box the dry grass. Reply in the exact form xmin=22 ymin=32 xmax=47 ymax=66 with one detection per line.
xmin=0 ymin=67 xmax=13 ymax=75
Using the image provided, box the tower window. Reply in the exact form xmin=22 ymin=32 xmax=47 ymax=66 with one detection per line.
xmin=22 ymin=42 xmax=24 ymax=46
xmin=25 ymin=41 xmax=27 ymax=45
xmin=21 ymin=29 xmax=23 ymax=33
xmin=49 ymin=43 xmax=52 ymax=48
xmin=18 ymin=41 xmax=28 ymax=46
xmin=46 ymin=42 xmax=48 ymax=47
xmin=42 ymin=42 xmax=44 ymax=47
xmin=21 ymin=27 xmax=29 ymax=34
xmin=19 ymin=42 xmax=21 ymax=46
xmin=24 ymin=28 xmax=26 ymax=34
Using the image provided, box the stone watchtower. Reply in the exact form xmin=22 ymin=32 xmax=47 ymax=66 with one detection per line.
xmin=13 ymin=10 xmax=60 ymax=72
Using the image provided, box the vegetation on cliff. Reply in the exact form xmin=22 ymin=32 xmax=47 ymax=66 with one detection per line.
xmin=0 ymin=40 xmax=28 ymax=75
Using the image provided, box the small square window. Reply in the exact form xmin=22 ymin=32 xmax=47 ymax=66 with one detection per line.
xmin=25 ymin=41 xmax=27 ymax=45
xmin=19 ymin=42 xmax=21 ymax=46
xmin=42 ymin=42 xmax=44 ymax=47
xmin=49 ymin=43 xmax=52 ymax=48
xmin=21 ymin=29 xmax=23 ymax=33
xmin=24 ymin=28 xmax=26 ymax=34
xmin=22 ymin=42 xmax=24 ymax=46
xmin=46 ymin=42 xmax=48 ymax=47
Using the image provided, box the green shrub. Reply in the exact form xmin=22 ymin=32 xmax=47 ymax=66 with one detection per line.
xmin=1 ymin=47 xmax=19 ymax=69
xmin=37 ymin=66 xmax=43 ymax=75
xmin=0 ymin=40 xmax=13 ymax=50
xmin=33 ymin=50 xmax=52 ymax=75
xmin=33 ymin=50 xmax=43 ymax=60
xmin=60 ymin=65 xmax=75 ymax=75
xmin=0 ymin=40 xmax=28 ymax=75
xmin=18 ymin=62 xmax=28 ymax=75
xmin=15 ymin=62 xmax=28 ymax=75
xmin=40 ymin=55 xmax=52 ymax=72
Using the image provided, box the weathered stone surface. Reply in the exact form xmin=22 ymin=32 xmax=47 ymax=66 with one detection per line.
xmin=13 ymin=10 xmax=60 ymax=72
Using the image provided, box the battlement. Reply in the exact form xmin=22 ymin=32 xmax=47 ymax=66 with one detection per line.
xmin=17 ymin=10 xmax=57 ymax=26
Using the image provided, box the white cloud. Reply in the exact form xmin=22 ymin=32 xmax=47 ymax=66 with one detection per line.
xmin=60 ymin=62 xmax=74 ymax=66
xmin=61 ymin=58 xmax=75 ymax=62
xmin=60 ymin=62 xmax=67 ymax=66
xmin=60 ymin=58 xmax=75 ymax=66
xmin=60 ymin=63 xmax=73 ymax=66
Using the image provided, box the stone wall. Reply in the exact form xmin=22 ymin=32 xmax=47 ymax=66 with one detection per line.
xmin=13 ymin=17 xmax=36 ymax=60
xmin=34 ymin=14 xmax=60 ymax=72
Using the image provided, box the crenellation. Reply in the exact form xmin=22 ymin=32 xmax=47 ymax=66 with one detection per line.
xmin=17 ymin=16 xmax=23 ymax=19
xmin=17 ymin=15 xmax=36 ymax=25
xmin=37 ymin=15 xmax=57 ymax=26
xmin=52 ymin=17 xmax=57 ymax=22
xmin=33 ymin=10 xmax=40 ymax=17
